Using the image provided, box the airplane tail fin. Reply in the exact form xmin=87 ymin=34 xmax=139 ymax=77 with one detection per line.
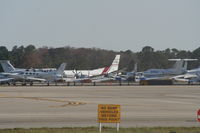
xmin=107 ymin=55 xmax=120 ymax=74
xmin=183 ymin=61 xmax=188 ymax=71
xmin=0 ymin=60 xmax=15 ymax=72
xmin=168 ymin=59 xmax=197 ymax=74
xmin=56 ymin=63 xmax=67 ymax=75
xmin=174 ymin=60 xmax=184 ymax=74
xmin=168 ymin=59 xmax=183 ymax=74
xmin=101 ymin=55 xmax=120 ymax=75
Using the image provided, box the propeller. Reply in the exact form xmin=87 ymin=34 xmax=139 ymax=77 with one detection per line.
xmin=72 ymin=69 xmax=82 ymax=79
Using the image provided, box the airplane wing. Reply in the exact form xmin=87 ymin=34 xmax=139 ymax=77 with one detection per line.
xmin=0 ymin=78 xmax=14 ymax=83
xmin=139 ymin=75 xmax=171 ymax=81
xmin=184 ymin=74 xmax=198 ymax=79
xmin=75 ymin=78 xmax=92 ymax=83
xmin=114 ymin=76 xmax=128 ymax=81
xmin=3 ymin=73 xmax=46 ymax=82
xmin=172 ymin=73 xmax=200 ymax=83
xmin=62 ymin=77 xmax=92 ymax=83
xmin=172 ymin=73 xmax=197 ymax=80
xmin=174 ymin=78 xmax=189 ymax=82
xmin=66 ymin=75 xmax=114 ymax=83
xmin=91 ymin=76 xmax=114 ymax=83
xmin=25 ymin=77 xmax=46 ymax=82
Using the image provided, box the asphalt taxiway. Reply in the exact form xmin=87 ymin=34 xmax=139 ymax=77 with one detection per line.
xmin=0 ymin=85 xmax=199 ymax=128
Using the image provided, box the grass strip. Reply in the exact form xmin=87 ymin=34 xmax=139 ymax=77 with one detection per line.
xmin=0 ymin=127 xmax=200 ymax=133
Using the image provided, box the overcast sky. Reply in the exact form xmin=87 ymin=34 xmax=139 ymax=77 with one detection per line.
xmin=0 ymin=0 xmax=199 ymax=52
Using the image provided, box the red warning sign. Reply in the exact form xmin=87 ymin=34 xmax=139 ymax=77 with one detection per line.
xmin=197 ymin=109 xmax=200 ymax=122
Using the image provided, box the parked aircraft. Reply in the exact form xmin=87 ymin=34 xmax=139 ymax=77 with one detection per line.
xmin=115 ymin=63 xmax=137 ymax=82
xmin=138 ymin=59 xmax=197 ymax=80
xmin=0 ymin=60 xmax=66 ymax=85
xmin=62 ymin=55 xmax=121 ymax=84
xmin=63 ymin=55 xmax=120 ymax=78
xmin=172 ymin=67 xmax=200 ymax=84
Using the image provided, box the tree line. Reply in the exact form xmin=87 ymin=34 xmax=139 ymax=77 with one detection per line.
xmin=0 ymin=45 xmax=200 ymax=72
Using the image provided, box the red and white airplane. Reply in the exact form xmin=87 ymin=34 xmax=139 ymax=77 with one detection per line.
xmin=63 ymin=55 xmax=120 ymax=79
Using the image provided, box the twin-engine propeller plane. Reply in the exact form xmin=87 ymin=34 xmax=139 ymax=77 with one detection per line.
xmin=63 ymin=55 xmax=120 ymax=78
xmin=63 ymin=55 xmax=121 ymax=83
xmin=0 ymin=60 xmax=66 ymax=85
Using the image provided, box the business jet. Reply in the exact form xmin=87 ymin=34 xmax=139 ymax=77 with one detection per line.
xmin=172 ymin=66 xmax=200 ymax=84
xmin=138 ymin=59 xmax=197 ymax=81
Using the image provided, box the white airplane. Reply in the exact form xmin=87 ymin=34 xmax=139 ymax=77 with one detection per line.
xmin=138 ymin=59 xmax=197 ymax=81
xmin=172 ymin=67 xmax=200 ymax=84
xmin=63 ymin=55 xmax=120 ymax=79
xmin=115 ymin=63 xmax=138 ymax=82
xmin=0 ymin=60 xmax=66 ymax=85
xmin=62 ymin=55 xmax=121 ymax=84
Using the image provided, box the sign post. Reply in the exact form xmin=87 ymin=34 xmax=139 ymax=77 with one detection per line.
xmin=197 ymin=109 xmax=200 ymax=122
xmin=99 ymin=124 xmax=101 ymax=133
xmin=98 ymin=104 xmax=121 ymax=133
xmin=116 ymin=123 xmax=119 ymax=131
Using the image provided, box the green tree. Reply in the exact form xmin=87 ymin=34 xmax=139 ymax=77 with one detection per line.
xmin=10 ymin=45 xmax=25 ymax=67
xmin=0 ymin=46 xmax=9 ymax=60
xmin=0 ymin=46 xmax=9 ymax=72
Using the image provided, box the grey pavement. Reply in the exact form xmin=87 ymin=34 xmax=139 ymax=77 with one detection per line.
xmin=0 ymin=85 xmax=199 ymax=128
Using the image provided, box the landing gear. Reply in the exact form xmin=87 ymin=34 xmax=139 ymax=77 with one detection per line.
xmin=22 ymin=82 xmax=27 ymax=86
xmin=119 ymin=80 xmax=122 ymax=86
xmin=22 ymin=79 xmax=27 ymax=86
xmin=188 ymin=80 xmax=193 ymax=85
xmin=30 ymin=82 xmax=33 ymax=86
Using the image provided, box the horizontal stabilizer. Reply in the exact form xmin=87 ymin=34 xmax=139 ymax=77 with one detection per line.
xmin=168 ymin=59 xmax=198 ymax=61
